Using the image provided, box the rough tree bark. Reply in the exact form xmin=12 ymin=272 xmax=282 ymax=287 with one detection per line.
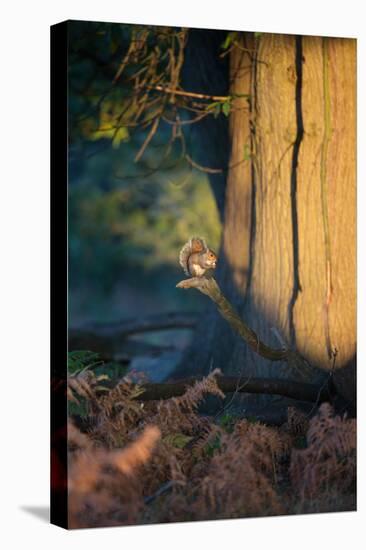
xmin=177 ymin=32 xmax=356 ymax=405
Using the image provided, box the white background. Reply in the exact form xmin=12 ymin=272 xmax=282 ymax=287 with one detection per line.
xmin=0 ymin=1 xmax=364 ymax=549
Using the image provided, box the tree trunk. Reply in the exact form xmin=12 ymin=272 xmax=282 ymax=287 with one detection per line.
xmin=177 ymin=33 xmax=356 ymax=405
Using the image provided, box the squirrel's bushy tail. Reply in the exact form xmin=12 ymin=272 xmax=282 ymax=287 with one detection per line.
xmin=179 ymin=240 xmax=192 ymax=276
xmin=179 ymin=237 xmax=207 ymax=276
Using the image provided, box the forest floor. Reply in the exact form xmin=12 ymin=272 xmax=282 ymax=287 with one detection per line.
xmin=67 ymin=365 xmax=356 ymax=529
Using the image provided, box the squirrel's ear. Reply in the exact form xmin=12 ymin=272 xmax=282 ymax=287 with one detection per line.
xmin=191 ymin=237 xmax=205 ymax=253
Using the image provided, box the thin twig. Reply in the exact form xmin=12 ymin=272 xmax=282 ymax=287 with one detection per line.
xmin=146 ymin=85 xmax=229 ymax=102
xmin=162 ymin=111 xmax=212 ymax=126
xmin=271 ymin=327 xmax=288 ymax=350
xmin=144 ymin=481 xmax=175 ymax=505
xmin=184 ymin=153 xmax=223 ymax=174
xmin=134 ymin=115 xmax=161 ymax=162
xmin=214 ymin=372 xmax=253 ymax=420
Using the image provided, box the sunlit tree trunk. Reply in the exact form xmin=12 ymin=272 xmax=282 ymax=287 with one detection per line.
xmin=294 ymin=36 xmax=356 ymax=402
xmin=178 ymin=33 xmax=356 ymax=405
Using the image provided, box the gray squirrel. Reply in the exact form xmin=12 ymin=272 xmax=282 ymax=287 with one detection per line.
xmin=179 ymin=237 xmax=217 ymax=277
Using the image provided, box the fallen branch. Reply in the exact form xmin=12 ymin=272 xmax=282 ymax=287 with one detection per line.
xmin=138 ymin=375 xmax=333 ymax=403
xmin=69 ymin=311 xmax=198 ymax=346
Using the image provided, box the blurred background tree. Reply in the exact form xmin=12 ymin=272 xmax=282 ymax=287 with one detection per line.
xmin=68 ymin=22 xmax=222 ymax=325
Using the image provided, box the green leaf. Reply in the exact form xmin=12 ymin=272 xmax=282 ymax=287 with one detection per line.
xmin=213 ymin=104 xmax=221 ymax=118
xmin=163 ymin=433 xmax=193 ymax=449
xmin=221 ymin=31 xmax=238 ymax=50
xmin=222 ymin=101 xmax=231 ymax=117
xmin=219 ymin=412 xmax=236 ymax=432
xmin=68 ymin=350 xmax=102 ymax=374
xmin=204 ymin=433 xmax=222 ymax=457
xmin=254 ymin=32 xmax=263 ymax=39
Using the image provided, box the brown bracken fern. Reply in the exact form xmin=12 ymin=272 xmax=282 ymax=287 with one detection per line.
xmin=67 ymin=369 xmax=356 ymax=528
xmin=290 ymin=403 xmax=356 ymax=502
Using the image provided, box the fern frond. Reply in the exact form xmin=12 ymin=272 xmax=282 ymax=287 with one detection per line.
xmin=290 ymin=403 xmax=356 ymax=499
